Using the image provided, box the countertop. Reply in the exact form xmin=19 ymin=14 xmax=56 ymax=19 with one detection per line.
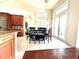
xmin=0 ymin=31 xmax=14 ymax=45
xmin=0 ymin=31 xmax=12 ymax=36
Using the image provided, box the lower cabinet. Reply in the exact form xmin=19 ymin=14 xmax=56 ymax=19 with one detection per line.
xmin=0 ymin=39 xmax=13 ymax=59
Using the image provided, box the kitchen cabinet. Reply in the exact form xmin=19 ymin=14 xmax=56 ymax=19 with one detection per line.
xmin=10 ymin=15 xmax=24 ymax=37
xmin=0 ymin=12 xmax=10 ymax=30
xmin=11 ymin=15 xmax=23 ymax=26
xmin=0 ymin=40 xmax=11 ymax=59
xmin=0 ymin=12 xmax=24 ymax=37
xmin=0 ymin=32 xmax=14 ymax=59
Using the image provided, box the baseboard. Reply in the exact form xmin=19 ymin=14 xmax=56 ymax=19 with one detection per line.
xmin=52 ymin=35 xmax=75 ymax=47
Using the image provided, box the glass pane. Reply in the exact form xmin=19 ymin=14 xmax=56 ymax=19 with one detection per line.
xmin=36 ymin=12 xmax=48 ymax=28
xmin=59 ymin=14 xmax=67 ymax=39
xmin=54 ymin=17 xmax=59 ymax=36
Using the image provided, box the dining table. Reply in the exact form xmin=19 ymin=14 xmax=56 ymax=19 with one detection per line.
xmin=28 ymin=30 xmax=46 ymax=43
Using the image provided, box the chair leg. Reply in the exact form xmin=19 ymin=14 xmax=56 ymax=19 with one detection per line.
xmin=26 ymin=35 xmax=29 ymax=39
xmin=50 ymin=36 xmax=52 ymax=41
xmin=29 ymin=37 xmax=32 ymax=43
xmin=34 ymin=39 xmax=36 ymax=44
xmin=47 ymin=36 xmax=49 ymax=43
xmin=44 ymin=40 xmax=45 ymax=43
xmin=46 ymin=35 xmax=49 ymax=43
xmin=39 ymin=40 xmax=40 ymax=44
xmin=29 ymin=39 xmax=31 ymax=43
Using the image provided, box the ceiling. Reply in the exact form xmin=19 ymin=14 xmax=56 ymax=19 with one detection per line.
xmin=23 ymin=0 xmax=59 ymax=9
xmin=0 ymin=0 xmax=59 ymax=9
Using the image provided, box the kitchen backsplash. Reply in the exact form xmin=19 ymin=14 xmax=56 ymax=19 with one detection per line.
xmin=12 ymin=25 xmax=23 ymax=30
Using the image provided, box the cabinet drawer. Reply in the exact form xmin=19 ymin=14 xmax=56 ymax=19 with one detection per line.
xmin=0 ymin=40 xmax=12 ymax=59
xmin=0 ymin=33 xmax=13 ymax=45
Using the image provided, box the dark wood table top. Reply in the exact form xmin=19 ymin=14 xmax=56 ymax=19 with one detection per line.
xmin=22 ymin=48 xmax=78 ymax=59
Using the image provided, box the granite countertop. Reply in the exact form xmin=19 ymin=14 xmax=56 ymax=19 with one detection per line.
xmin=0 ymin=31 xmax=14 ymax=45
xmin=0 ymin=31 xmax=11 ymax=35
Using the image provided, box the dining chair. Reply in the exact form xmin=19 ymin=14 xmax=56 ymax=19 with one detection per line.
xmin=28 ymin=30 xmax=37 ymax=43
xmin=36 ymin=30 xmax=46 ymax=43
xmin=29 ymin=27 xmax=35 ymax=30
xmin=46 ymin=28 xmax=52 ymax=42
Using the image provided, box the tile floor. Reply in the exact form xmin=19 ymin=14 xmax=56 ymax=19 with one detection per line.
xmin=14 ymin=35 xmax=70 ymax=59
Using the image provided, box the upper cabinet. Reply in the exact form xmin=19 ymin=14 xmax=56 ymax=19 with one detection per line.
xmin=11 ymin=15 xmax=23 ymax=26
xmin=0 ymin=12 xmax=10 ymax=30
xmin=0 ymin=12 xmax=24 ymax=37
xmin=10 ymin=15 xmax=24 ymax=37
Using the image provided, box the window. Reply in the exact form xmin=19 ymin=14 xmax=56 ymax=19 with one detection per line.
xmin=59 ymin=11 xmax=68 ymax=39
xmin=53 ymin=0 xmax=68 ymax=40
xmin=36 ymin=12 xmax=48 ymax=28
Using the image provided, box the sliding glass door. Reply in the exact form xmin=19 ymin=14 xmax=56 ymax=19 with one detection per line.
xmin=53 ymin=0 xmax=68 ymax=40
xmin=54 ymin=12 xmax=67 ymax=40
xmin=54 ymin=16 xmax=59 ymax=36
xmin=59 ymin=11 xmax=67 ymax=39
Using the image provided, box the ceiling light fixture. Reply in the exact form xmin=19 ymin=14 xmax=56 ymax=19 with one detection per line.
xmin=44 ymin=0 xmax=48 ymax=12
xmin=45 ymin=0 xmax=48 ymax=3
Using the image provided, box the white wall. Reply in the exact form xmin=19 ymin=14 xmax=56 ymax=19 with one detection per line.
xmin=76 ymin=23 xmax=79 ymax=48
xmin=66 ymin=0 xmax=79 ymax=47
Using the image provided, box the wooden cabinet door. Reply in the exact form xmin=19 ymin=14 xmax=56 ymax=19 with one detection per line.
xmin=0 ymin=12 xmax=10 ymax=30
xmin=0 ymin=40 xmax=12 ymax=59
xmin=7 ymin=14 xmax=11 ymax=30
xmin=11 ymin=15 xmax=23 ymax=25
xmin=11 ymin=15 xmax=24 ymax=37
